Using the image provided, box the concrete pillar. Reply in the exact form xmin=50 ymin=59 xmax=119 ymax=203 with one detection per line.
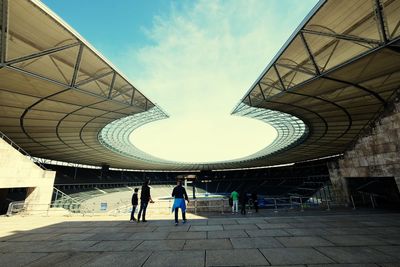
xmin=0 ymin=139 xmax=55 ymax=214
xmin=327 ymin=161 xmax=350 ymax=205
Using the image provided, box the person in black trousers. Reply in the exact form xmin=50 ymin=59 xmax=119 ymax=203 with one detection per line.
xmin=138 ymin=180 xmax=153 ymax=222
xmin=171 ymin=180 xmax=189 ymax=225
xmin=239 ymin=191 xmax=248 ymax=215
xmin=130 ymin=188 xmax=139 ymax=222
xmin=251 ymin=192 xmax=258 ymax=213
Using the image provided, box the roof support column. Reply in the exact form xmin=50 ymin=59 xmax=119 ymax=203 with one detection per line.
xmin=0 ymin=0 xmax=8 ymax=65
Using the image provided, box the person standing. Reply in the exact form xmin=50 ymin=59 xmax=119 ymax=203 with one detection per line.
xmin=251 ymin=192 xmax=259 ymax=213
xmin=230 ymin=190 xmax=239 ymax=214
xmin=138 ymin=180 xmax=153 ymax=222
xmin=239 ymin=191 xmax=248 ymax=215
xmin=172 ymin=180 xmax=189 ymax=225
xmin=130 ymin=188 xmax=139 ymax=222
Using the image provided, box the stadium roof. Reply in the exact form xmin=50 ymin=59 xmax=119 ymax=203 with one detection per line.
xmin=0 ymin=0 xmax=399 ymax=170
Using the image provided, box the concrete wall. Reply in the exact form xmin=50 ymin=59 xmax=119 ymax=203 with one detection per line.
xmin=328 ymin=101 xmax=400 ymax=203
xmin=0 ymin=138 xmax=55 ymax=212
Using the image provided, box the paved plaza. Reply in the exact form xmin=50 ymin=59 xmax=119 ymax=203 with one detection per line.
xmin=1 ymin=211 xmax=400 ymax=266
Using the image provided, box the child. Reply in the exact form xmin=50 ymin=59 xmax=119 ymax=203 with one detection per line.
xmin=130 ymin=188 xmax=139 ymax=222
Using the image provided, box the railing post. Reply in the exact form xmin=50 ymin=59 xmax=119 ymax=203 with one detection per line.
xmin=221 ymin=199 xmax=224 ymax=214
xmin=326 ymin=200 xmax=330 ymax=211
xmin=290 ymin=196 xmax=293 ymax=209
xmin=274 ymin=198 xmax=278 ymax=213
xmin=194 ymin=199 xmax=197 ymax=214
xmin=370 ymin=194 xmax=375 ymax=209
xmin=351 ymin=195 xmax=356 ymax=210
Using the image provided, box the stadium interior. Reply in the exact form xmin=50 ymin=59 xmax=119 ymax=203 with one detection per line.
xmin=1 ymin=0 xmax=400 ymax=265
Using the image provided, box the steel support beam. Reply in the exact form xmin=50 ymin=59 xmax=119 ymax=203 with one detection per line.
xmin=273 ymin=64 xmax=286 ymax=90
xmin=70 ymin=43 xmax=84 ymax=87
xmin=300 ymin=32 xmax=321 ymax=75
xmin=0 ymin=0 xmax=7 ymax=64
xmin=108 ymin=72 xmax=116 ymax=99
xmin=75 ymin=70 xmax=114 ymax=86
xmin=301 ymin=29 xmax=380 ymax=46
xmin=6 ymin=42 xmax=80 ymax=65
xmin=374 ymin=0 xmax=389 ymax=43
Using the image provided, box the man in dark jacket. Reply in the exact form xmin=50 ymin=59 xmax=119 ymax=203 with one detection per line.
xmin=130 ymin=188 xmax=139 ymax=222
xmin=138 ymin=180 xmax=153 ymax=222
xmin=172 ymin=180 xmax=189 ymax=225
xmin=239 ymin=191 xmax=248 ymax=215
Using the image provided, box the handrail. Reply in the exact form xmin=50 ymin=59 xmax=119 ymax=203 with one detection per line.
xmin=0 ymin=131 xmax=47 ymax=170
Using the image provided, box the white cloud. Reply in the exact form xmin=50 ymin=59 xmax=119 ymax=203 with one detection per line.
xmin=120 ymin=0 xmax=318 ymax=163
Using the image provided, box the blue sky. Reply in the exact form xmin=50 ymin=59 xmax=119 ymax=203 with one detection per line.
xmin=43 ymin=0 xmax=319 ymax=163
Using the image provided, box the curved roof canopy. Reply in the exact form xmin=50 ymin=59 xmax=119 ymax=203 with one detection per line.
xmin=0 ymin=0 xmax=400 ymax=170
xmin=234 ymin=0 xmax=400 ymax=167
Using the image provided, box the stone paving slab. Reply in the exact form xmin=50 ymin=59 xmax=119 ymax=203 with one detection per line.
xmin=377 ymin=235 xmax=400 ymax=245
xmin=6 ymin=233 xmax=60 ymax=242
xmin=315 ymin=246 xmax=398 ymax=263
xmin=1 ymin=212 xmax=400 ymax=266
xmin=260 ymin=248 xmax=335 ymax=265
xmin=230 ymin=237 xmax=283 ymax=248
xmin=154 ymin=225 xmax=190 ymax=232
xmin=128 ymin=231 xmax=169 ymax=240
xmin=322 ymin=235 xmax=389 ymax=246
xmin=56 ymin=233 xmax=94 ymax=241
xmin=207 ymin=219 xmax=238 ymax=225
xmin=246 ymin=229 xmax=291 ymax=237
xmin=285 ymin=228 xmax=332 ymax=236
xmin=326 ymin=227 xmax=376 ymax=235
xmin=0 ymin=252 xmax=47 ymax=267
xmin=84 ymin=240 xmax=142 ymax=251
xmin=83 ymin=251 xmax=151 ymax=267
xmin=209 ymin=230 xmax=248 ymax=239
xmin=184 ymin=239 xmax=232 ymax=250
xmin=26 ymin=252 xmax=102 ymax=267
xmin=85 ymin=232 xmax=132 ymax=241
xmin=167 ymin=231 xmax=206 ymax=239
xmin=41 ymin=240 xmax=99 ymax=252
xmin=257 ymin=223 xmax=291 ymax=229
xmin=276 ymin=236 xmax=335 ymax=247
xmin=308 ymin=264 xmax=378 ymax=267
xmin=144 ymin=250 xmax=204 ymax=267
xmin=119 ymin=226 xmax=157 ymax=233
xmin=135 ymin=240 xmax=185 ymax=251
xmin=190 ymin=225 xmax=223 ymax=231
xmin=288 ymin=222 xmax=329 ymax=228
xmin=206 ymin=248 xmax=269 ymax=266
xmin=236 ymin=218 xmax=267 ymax=224
xmin=223 ymin=224 xmax=259 ymax=230
xmin=0 ymin=241 xmax=56 ymax=253
xmin=373 ymin=246 xmax=400 ymax=260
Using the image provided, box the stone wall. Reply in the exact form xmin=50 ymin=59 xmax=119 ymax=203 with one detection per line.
xmin=0 ymin=138 xmax=55 ymax=212
xmin=328 ymin=101 xmax=400 ymax=203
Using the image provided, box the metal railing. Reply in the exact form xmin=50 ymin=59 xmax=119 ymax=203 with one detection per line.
xmin=0 ymin=130 xmax=47 ymax=170
xmin=350 ymin=191 xmax=381 ymax=210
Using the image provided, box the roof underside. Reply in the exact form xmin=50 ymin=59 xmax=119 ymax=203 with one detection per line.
xmin=234 ymin=0 xmax=400 ymax=167
xmin=0 ymin=0 xmax=400 ymax=170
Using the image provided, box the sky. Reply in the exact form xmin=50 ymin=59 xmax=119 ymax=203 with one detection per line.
xmin=43 ymin=0 xmax=319 ymax=163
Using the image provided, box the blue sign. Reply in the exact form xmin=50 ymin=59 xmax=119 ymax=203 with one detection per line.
xmin=100 ymin=202 xmax=107 ymax=211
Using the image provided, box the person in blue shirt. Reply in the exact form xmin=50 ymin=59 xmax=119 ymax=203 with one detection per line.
xmin=171 ymin=180 xmax=189 ymax=225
